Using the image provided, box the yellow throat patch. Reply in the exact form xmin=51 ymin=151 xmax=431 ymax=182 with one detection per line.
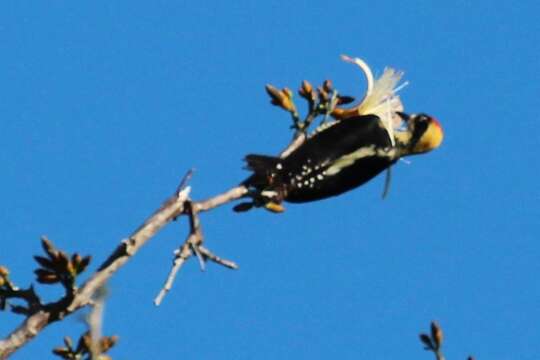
xmin=413 ymin=119 xmax=444 ymax=154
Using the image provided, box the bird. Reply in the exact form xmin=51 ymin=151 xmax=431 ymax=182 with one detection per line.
xmin=240 ymin=112 xmax=443 ymax=211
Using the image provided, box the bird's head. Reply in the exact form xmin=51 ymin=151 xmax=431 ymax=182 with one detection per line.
xmin=396 ymin=112 xmax=444 ymax=155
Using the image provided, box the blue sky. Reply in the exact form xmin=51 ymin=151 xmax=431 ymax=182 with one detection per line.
xmin=1 ymin=1 xmax=539 ymax=359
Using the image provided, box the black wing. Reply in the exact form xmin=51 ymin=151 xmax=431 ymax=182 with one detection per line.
xmin=282 ymin=115 xmax=395 ymax=202
xmin=283 ymin=115 xmax=392 ymax=173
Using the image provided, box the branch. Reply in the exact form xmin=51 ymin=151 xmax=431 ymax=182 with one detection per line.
xmin=154 ymin=200 xmax=238 ymax=306
xmin=0 ymin=175 xmax=247 ymax=358
xmin=1 ymin=55 xmax=398 ymax=358
xmin=193 ymin=186 xmax=248 ymax=213
xmin=152 ymin=78 xmax=359 ymax=301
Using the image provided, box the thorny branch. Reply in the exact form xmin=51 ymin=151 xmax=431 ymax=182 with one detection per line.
xmin=0 ymin=55 xmax=398 ymax=358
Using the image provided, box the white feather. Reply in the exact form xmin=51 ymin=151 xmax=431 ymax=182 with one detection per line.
xmin=341 ymin=55 xmax=407 ymax=145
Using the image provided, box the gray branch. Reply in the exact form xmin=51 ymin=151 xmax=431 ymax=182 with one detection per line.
xmin=0 ymin=179 xmax=247 ymax=358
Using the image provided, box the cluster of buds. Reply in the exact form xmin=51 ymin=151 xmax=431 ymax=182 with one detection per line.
xmin=265 ymin=78 xmax=357 ymax=133
xmin=53 ymin=333 xmax=118 ymax=360
xmin=419 ymin=321 xmax=475 ymax=360
xmin=34 ymin=237 xmax=91 ymax=289
xmin=305 ymin=79 xmax=355 ymax=108
xmin=1 ymin=238 xmax=93 ymax=316
xmin=264 ymin=55 xmax=406 ymax=140
xmin=419 ymin=321 xmax=444 ymax=353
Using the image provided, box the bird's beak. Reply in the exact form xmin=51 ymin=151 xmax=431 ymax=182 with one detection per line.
xmin=395 ymin=111 xmax=410 ymax=121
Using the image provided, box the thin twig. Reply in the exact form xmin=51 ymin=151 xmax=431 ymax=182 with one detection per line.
xmin=434 ymin=350 xmax=446 ymax=360
xmin=3 ymin=167 xmax=241 ymax=354
xmin=154 ymin=201 xmax=238 ymax=306
xmin=279 ymin=133 xmax=306 ymax=158
xmin=0 ymin=180 xmax=193 ymax=357
xmin=192 ymin=244 xmax=206 ymax=271
xmin=176 ymin=168 xmax=194 ymax=195
xmin=153 ymin=245 xmax=192 ymax=306
xmin=1 ymin=55 xmax=384 ymax=358
xmin=193 ymin=186 xmax=248 ymax=213
xmin=0 ymin=285 xmax=42 ymax=316
xmin=153 ymin=206 xmax=199 ymax=306
xmin=87 ymin=288 xmax=106 ymax=360
xmin=198 ymin=246 xmax=238 ymax=269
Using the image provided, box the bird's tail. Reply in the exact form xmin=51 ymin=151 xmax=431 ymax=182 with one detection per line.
xmin=243 ymin=154 xmax=281 ymax=187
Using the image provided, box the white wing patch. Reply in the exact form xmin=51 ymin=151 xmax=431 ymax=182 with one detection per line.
xmin=325 ymin=146 xmax=397 ymax=176
xmin=341 ymin=55 xmax=407 ymax=147
xmin=325 ymin=146 xmax=377 ymax=176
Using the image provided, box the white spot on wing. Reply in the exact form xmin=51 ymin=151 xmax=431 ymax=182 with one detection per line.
xmin=261 ymin=190 xmax=278 ymax=198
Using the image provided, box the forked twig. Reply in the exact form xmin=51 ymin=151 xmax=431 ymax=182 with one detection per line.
xmin=154 ymin=199 xmax=238 ymax=306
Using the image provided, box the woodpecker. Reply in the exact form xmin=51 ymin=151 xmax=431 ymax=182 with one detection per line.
xmin=242 ymin=112 xmax=443 ymax=207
